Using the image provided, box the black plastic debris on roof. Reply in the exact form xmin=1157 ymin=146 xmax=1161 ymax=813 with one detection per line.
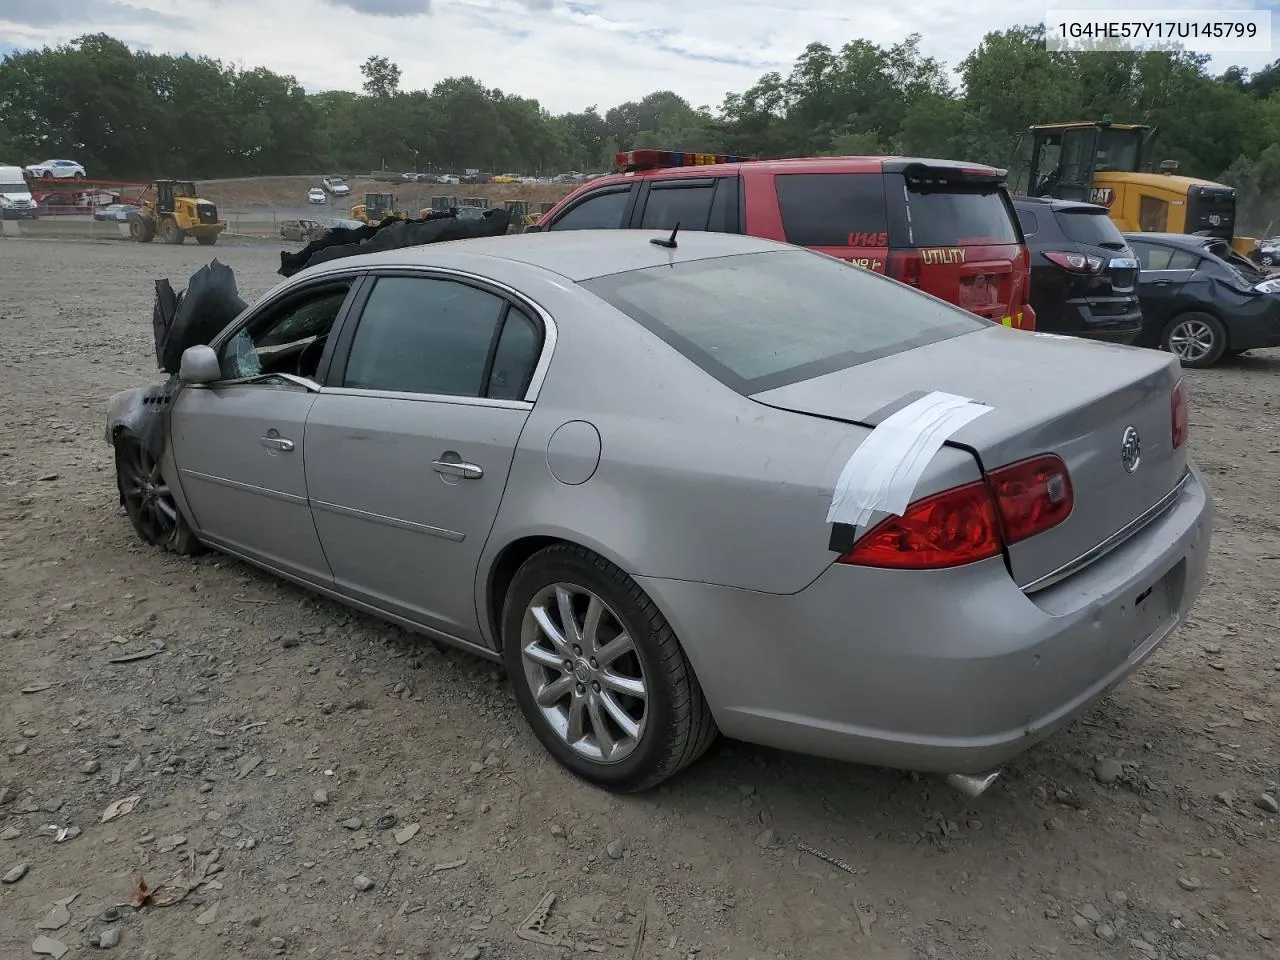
xmin=278 ymin=207 xmax=513 ymax=278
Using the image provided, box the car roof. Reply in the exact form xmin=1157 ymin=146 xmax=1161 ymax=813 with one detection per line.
xmin=581 ymin=155 xmax=1004 ymax=187
xmin=297 ymin=229 xmax=797 ymax=283
xmin=1013 ymin=195 xmax=1108 ymax=214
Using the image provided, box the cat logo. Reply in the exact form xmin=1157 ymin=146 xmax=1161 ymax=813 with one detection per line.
xmin=1090 ymin=187 xmax=1116 ymax=208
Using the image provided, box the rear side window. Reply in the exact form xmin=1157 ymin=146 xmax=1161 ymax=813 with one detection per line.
xmin=1131 ymin=242 xmax=1198 ymax=271
xmin=903 ymin=184 xmax=1019 ymax=246
xmin=581 ymin=249 xmax=982 ymax=393
xmin=547 ymin=189 xmax=630 ymax=231
xmin=640 ymin=181 xmax=716 ymax=231
xmin=1057 ymin=209 xmax=1126 ymax=248
xmin=775 ymin=174 xmax=888 ymax=247
xmin=1015 ymin=207 xmax=1040 ymax=236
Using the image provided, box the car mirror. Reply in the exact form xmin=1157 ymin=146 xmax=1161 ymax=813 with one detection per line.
xmin=179 ymin=344 xmax=221 ymax=384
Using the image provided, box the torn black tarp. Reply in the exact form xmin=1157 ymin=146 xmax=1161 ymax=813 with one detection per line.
xmin=157 ymin=259 xmax=247 ymax=375
xmin=151 ymin=278 xmax=181 ymax=371
xmin=277 ymin=207 xmax=512 ymax=278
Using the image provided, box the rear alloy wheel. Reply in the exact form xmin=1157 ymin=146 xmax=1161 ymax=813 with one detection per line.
xmin=114 ymin=433 xmax=201 ymax=555
xmin=1260 ymin=254 xmax=1275 ymax=266
xmin=1162 ymin=312 xmax=1227 ymax=368
xmin=502 ymin=544 xmax=717 ymax=791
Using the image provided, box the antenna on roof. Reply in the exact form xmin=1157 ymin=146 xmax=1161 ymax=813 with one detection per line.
xmin=650 ymin=223 xmax=680 ymax=249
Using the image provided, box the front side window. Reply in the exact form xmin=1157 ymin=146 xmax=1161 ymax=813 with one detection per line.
xmin=342 ymin=276 xmax=542 ymax=399
xmin=547 ymin=189 xmax=630 ymax=231
xmin=220 ymin=283 xmax=352 ymax=381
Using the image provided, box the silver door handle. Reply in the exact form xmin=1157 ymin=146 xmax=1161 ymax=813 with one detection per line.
xmin=432 ymin=459 xmax=483 ymax=479
xmin=261 ymin=435 xmax=295 ymax=452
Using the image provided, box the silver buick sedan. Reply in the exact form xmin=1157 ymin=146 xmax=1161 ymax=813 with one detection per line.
xmin=106 ymin=230 xmax=1212 ymax=793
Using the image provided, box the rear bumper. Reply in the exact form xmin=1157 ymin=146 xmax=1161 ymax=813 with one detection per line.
xmin=1225 ymin=309 xmax=1280 ymax=352
xmin=639 ymin=464 xmax=1212 ymax=775
xmin=1041 ymin=298 xmax=1143 ymax=344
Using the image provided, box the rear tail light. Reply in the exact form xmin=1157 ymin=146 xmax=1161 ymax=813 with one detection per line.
xmin=1171 ymin=378 xmax=1188 ymax=448
xmin=985 ymin=454 xmax=1073 ymax=544
xmin=838 ymin=454 xmax=1074 ymax=569
xmin=1044 ymin=250 xmax=1104 ymax=273
xmin=887 ymin=250 xmax=922 ymax=288
xmin=838 ymin=481 xmax=1002 ymax=570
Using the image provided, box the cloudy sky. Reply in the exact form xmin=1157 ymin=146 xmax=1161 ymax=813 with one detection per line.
xmin=0 ymin=0 xmax=1277 ymax=113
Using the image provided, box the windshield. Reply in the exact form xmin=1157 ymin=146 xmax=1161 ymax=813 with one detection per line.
xmin=1057 ymin=209 xmax=1127 ymax=249
xmin=903 ymin=184 xmax=1019 ymax=246
xmin=0 ymin=182 xmax=27 ymax=193
xmin=581 ymin=249 xmax=984 ymax=394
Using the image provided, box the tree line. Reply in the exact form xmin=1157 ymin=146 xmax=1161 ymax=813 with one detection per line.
xmin=3 ymin=29 xmax=1280 ymax=229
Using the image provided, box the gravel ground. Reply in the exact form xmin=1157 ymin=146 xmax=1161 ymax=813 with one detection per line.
xmin=1 ymin=237 xmax=1277 ymax=960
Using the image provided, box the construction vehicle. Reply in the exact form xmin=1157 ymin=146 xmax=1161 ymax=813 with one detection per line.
xmin=350 ymin=193 xmax=408 ymax=225
xmin=1026 ymin=121 xmax=1255 ymax=255
xmin=129 ymin=179 xmax=226 ymax=245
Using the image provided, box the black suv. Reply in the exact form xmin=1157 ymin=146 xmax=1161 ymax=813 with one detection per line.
xmin=1012 ymin=196 xmax=1142 ymax=343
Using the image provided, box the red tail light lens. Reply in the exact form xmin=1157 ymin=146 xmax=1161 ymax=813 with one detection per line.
xmin=1171 ymin=378 xmax=1188 ymax=448
xmin=887 ymin=250 xmax=923 ymax=288
xmin=838 ymin=481 xmax=1002 ymax=570
xmin=1044 ymin=250 xmax=1104 ymax=273
xmin=986 ymin=454 xmax=1074 ymax=544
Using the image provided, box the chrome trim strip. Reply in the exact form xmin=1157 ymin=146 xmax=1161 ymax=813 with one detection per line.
xmin=180 ymin=469 xmax=308 ymax=506
xmin=1021 ymin=469 xmax=1192 ymax=594
xmin=321 ymin=388 xmax=531 ymax=410
xmin=311 ymin=498 xmax=465 ymax=542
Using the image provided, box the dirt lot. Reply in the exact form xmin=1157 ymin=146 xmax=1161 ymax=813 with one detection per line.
xmin=0 ymin=237 xmax=1277 ymax=960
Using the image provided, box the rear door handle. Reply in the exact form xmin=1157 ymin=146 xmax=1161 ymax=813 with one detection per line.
xmin=432 ymin=459 xmax=483 ymax=480
xmin=1153 ymin=279 xmax=1173 ymax=286
xmin=261 ymin=435 xmax=295 ymax=452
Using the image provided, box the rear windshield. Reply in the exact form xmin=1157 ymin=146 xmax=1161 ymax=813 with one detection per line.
xmin=580 ymin=249 xmax=984 ymax=393
xmin=1057 ymin=209 xmax=1127 ymax=248
xmin=904 ymin=184 xmax=1019 ymax=246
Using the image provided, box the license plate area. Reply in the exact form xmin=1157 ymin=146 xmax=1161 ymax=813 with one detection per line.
xmin=1122 ymin=569 xmax=1174 ymax=650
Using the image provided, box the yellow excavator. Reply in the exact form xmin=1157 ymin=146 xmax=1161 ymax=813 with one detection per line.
xmin=1027 ymin=121 xmax=1255 ymax=255
xmin=129 ymin=179 xmax=227 ymax=245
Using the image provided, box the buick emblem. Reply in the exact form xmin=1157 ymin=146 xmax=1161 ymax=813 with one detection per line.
xmin=1121 ymin=426 xmax=1141 ymax=474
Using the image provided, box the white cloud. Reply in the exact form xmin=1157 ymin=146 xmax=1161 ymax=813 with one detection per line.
xmin=0 ymin=0 xmax=1275 ymax=113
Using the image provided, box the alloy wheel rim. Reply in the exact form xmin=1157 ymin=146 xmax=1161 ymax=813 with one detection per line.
xmin=120 ymin=443 xmax=178 ymax=545
xmin=1169 ymin=320 xmax=1215 ymax=363
xmin=520 ymin=583 xmax=648 ymax=763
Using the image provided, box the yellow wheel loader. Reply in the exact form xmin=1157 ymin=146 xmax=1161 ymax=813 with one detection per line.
xmin=129 ymin=180 xmax=227 ymax=246
xmin=1027 ymin=121 xmax=1255 ymax=255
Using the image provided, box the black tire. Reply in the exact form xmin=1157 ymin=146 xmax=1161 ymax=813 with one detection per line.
xmin=501 ymin=544 xmax=717 ymax=792
xmin=42 ymin=171 xmax=52 ymax=179
xmin=161 ymin=217 xmax=186 ymax=245
xmin=113 ymin=433 xmax=202 ymax=555
xmin=130 ymin=215 xmax=155 ymax=243
xmin=1161 ymin=311 xmax=1227 ymax=368
xmin=73 ymin=171 xmax=84 ymax=179
xmin=196 ymin=233 xmax=218 ymax=246
xmin=1261 ymin=254 xmax=1275 ymax=266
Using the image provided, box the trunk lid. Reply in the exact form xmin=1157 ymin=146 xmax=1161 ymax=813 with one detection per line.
xmin=884 ymin=164 xmax=1032 ymax=329
xmin=751 ymin=326 xmax=1187 ymax=588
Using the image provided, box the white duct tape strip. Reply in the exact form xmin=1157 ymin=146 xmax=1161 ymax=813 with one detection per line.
xmin=827 ymin=391 xmax=992 ymax=529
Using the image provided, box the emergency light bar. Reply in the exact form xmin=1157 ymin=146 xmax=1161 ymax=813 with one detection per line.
xmin=615 ymin=148 xmax=758 ymax=171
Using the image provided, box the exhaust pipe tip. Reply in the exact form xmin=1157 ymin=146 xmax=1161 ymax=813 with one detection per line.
xmin=946 ymin=770 xmax=1002 ymax=798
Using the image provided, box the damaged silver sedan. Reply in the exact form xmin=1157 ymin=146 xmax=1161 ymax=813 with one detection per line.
xmin=107 ymin=230 xmax=1212 ymax=793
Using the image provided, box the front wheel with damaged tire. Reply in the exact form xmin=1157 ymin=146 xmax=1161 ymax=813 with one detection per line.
xmin=113 ymin=432 xmax=202 ymax=555
xmin=501 ymin=544 xmax=717 ymax=792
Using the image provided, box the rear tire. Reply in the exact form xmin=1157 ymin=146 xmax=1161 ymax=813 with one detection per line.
xmin=129 ymin=215 xmax=155 ymax=243
xmin=161 ymin=217 xmax=186 ymax=245
xmin=1162 ymin=312 xmax=1227 ymax=368
xmin=501 ymin=544 xmax=717 ymax=792
xmin=114 ymin=433 xmax=202 ymax=555
xmin=1260 ymin=254 xmax=1275 ymax=267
